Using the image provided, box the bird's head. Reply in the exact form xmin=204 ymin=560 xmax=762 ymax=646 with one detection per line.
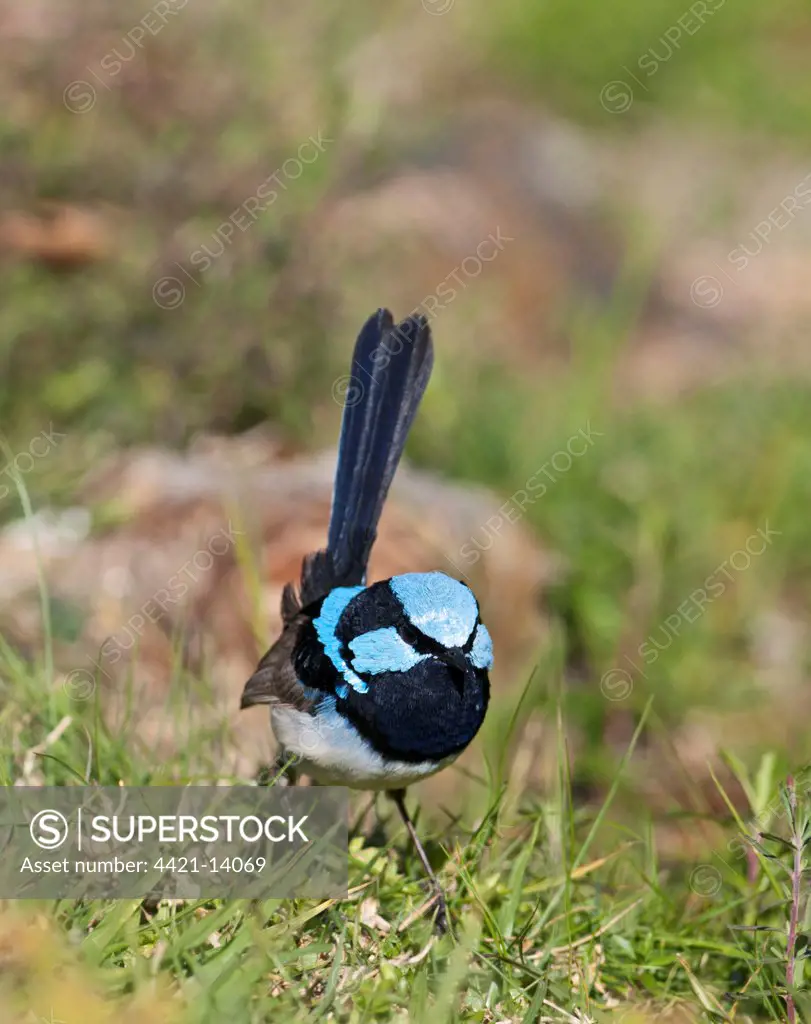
xmin=332 ymin=571 xmax=493 ymax=681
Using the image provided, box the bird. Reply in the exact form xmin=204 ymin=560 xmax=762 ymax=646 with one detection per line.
xmin=240 ymin=307 xmax=493 ymax=932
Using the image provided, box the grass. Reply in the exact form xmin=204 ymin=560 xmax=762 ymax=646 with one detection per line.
xmin=4 ymin=361 xmax=811 ymax=1020
xmin=1 ymin=640 xmax=810 ymax=1021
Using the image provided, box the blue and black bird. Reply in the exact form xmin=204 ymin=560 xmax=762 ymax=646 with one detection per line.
xmin=240 ymin=308 xmax=493 ymax=930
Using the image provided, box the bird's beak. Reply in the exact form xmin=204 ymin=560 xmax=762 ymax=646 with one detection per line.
xmin=442 ymin=647 xmax=468 ymax=674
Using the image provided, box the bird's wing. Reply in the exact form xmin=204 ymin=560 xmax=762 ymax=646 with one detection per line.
xmin=240 ymin=618 xmax=314 ymax=711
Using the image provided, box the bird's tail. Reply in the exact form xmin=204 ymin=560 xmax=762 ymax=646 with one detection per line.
xmin=328 ymin=308 xmax=434 ymax=583
xmin=292 ymin=308 xmax=433 ymax=611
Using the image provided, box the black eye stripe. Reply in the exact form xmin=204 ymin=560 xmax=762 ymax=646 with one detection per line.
xmin=462 ymin=617 xmax=482 ymax=653
xmin=399 ymin=623 xmax=420 ymax=645
xmin=396 ymin=622 xmax=445 ymax=657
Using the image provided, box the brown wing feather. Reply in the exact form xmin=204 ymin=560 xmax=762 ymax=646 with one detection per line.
xmin=242 ymin=545 xmax=344 ymax=712
xmin=280 ymin=548 xmax=344 ymax=624
xmin=240 ymin=616 xmax=315 ymax=712
xmin=280 ymin=582 xmax=301 ymax=624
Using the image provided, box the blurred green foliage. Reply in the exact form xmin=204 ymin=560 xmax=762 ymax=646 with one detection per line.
xmin=480 ymin=0 xmax=811 ymax=138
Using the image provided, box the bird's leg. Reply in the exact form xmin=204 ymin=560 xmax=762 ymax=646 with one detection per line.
xmin=391 ymin=788 xmax=448 ymax=935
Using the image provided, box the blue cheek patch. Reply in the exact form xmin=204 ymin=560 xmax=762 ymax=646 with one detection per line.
xmin=470 ymin=623 xmax=494 ymax=670
xmin=313 ymin=586 xmax=367 ymax=698
xmin=390 ymin=572 xmax=478 ymax=648
xmin=349 ymin=627 xmax=429 ymax=675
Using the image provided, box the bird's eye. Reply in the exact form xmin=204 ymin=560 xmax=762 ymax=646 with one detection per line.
xmin=401 ymin=623 xmax=420 ymax=647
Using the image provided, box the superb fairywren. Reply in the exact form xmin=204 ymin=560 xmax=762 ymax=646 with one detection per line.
xmin=240 ymin=308 xmax=493 ymax=931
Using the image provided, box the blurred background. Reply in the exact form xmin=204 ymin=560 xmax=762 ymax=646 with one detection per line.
xmin=2 ymin=0 xmax=811 ymax=861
